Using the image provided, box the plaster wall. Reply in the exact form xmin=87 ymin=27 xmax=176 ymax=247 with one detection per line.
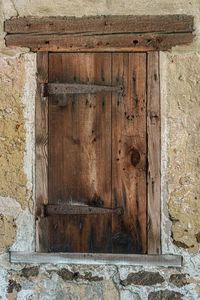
xmin=0 ymin=1 xmax=199 ymax=299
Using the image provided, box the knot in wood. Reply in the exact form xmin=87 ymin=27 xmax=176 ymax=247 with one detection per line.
xmin=150 ymin=111 xmax=159 ymax=120
xmin=130 ymin=148 xmax=141 ymax=167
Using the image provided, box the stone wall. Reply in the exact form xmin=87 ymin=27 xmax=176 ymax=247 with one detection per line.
xmin=0 ymin=1 xmax=199 ymax=299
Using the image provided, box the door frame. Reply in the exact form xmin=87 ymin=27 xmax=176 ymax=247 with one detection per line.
xmin=35 ymin=51 xmax=161 ymax=254
xmin=5 ymin=14 xmax=194 ymax=264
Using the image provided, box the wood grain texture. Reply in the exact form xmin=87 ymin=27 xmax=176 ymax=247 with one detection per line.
xmin=10 ymin=252 xmax=183 ymax=267
xmin=5 ymin=15 xmax=193 ymax=34
xmin=111 ymin=53 xmax=147 ymax=254
xmin=35 ymin=52 xmax=49 ymax=252
xmin=5 ymin=32 xmax=194 ymax=52
xmin=48 ymin=53 xmax=112 ymax=252
xmin=147 ymin=52 xmax=161 ymax=254
xmin=36 ymin=51 xmax=161 ymax=255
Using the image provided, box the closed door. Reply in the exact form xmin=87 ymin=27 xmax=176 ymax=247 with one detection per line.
xmin=47 ymin=52 xmax=147 ymax=254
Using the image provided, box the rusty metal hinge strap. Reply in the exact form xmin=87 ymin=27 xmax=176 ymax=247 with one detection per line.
xmin=41 ymin=82 xmax=123 ymax=96
xmin=43 ymin=204 xmax=123 ymax=216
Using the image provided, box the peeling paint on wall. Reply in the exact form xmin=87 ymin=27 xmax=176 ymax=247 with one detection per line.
xmin=0 ymin=215 xmax=16 ymax=252
xmin=163 ymin=53 xmax=200 ymax=253
xmin=0 ymin=56 xmax=27 ymax=209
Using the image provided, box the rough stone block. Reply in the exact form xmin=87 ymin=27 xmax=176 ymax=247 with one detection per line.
xmin=148 ymin=290 xmax=183 ymax=300
xmin=169 ymin=273 xmax=189 ymax=287
xmin=121 ymin=271 xmax=165 ymax=286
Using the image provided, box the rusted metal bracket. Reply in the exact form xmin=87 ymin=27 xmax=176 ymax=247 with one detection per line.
xmin=41 ymin=82 xmax=124 ymax=97
xmin=43 ymin=204 xmax=124 ymax=216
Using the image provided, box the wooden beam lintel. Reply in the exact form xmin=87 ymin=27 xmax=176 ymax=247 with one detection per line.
xmin=5 ymin=15 xmax=194 ymax=35
xmin=4 ymin=15 xmax=194 ymax=51
xmin=5 ymin=32 xmax=194 ymax=52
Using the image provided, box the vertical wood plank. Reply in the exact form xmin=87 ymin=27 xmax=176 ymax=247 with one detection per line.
xmin=111 ymin=53 xmax=147 ymax=254
xmin=147 ymin=52 xmax=161 ymax=254
xmin=35 ymin=52 xmax=49 ymax=251
xmin=48 ymin=53 xmax=112 ymax=252
xmin=35 ymin=51 xmax=159 ymax=254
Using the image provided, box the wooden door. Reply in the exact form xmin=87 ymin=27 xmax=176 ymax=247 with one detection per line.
xmin=47 ymin=52 xmax=147 ymax=253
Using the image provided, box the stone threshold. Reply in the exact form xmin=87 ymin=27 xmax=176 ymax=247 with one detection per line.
xmin=10 ymin=252 xmax=182 ymax=267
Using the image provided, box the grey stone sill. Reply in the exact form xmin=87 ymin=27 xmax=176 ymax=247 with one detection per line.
xmin=10 ymin=252 xmax=182 ymax=267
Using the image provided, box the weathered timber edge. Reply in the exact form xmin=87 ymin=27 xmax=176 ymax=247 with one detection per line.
xmin=5 ymin=32 xmax=194 ymax=52
xmin=10 ymin=252 xmax=182 ymax=267
xmin=4 ymin=15 xmax=194 ymax=51
xmin=5 ymin=15 xmax=194 ymax=34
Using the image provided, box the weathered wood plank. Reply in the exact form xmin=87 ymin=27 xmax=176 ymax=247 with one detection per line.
xmin=48 ymin=53 xmax=112 ymax=252
xmin=5 ymin=15 xmax=193 ymax=34
xmin=147 ymin=52 xmax=161 ymax=254
xmin=111 ymin=53 xmax=147 ymax=254
xmin=10 ymin=252 xmax=183 ymax=267
xmin=35 ymin=52 xmax=49 ymax=252
xmin=5 ymin=32 xmax=194 ymax=52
